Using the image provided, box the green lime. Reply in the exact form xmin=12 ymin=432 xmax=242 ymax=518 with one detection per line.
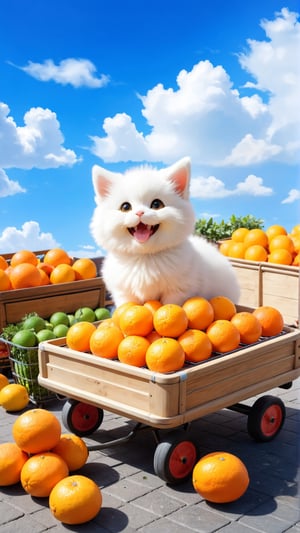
xmin=36 ymin=329 xmax=57 ymax=342
xmin=12 ymin=330 xmax=38 ymax=347
xmin=74 ymin=307 xmax=96 ymax=323
xmin=50 ymin=312 xmax=70 ymax=327
xmin=44 ymin=321 xmax=54 ymax=330
xmin=53 ymin=324 xmax=69 ymax=338
xmin=94 ymin=307 xmax=111 ymax=320
xmin=22 ymin=315 xmax=46 ymax=333
xmin=67 ymin=314 xmax=76 ymax=326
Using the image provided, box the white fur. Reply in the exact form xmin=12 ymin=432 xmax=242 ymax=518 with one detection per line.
xmin=90 ymin=157 xmax=240 ymax=306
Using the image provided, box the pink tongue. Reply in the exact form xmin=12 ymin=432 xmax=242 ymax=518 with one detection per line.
xmin=134 ymin=223 xmax=152 ymax=243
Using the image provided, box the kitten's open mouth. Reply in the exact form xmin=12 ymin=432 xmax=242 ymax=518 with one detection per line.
xmin=128 ymin=222 xmax=159 ymax=243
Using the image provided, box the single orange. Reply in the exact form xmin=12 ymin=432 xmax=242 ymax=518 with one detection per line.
xmin=292 ymin=253 xmax=300 ymax=266
xmin=66 ymin=322 xmax=97 ymax=352
xmin=269 ymin=234 xmax=294 ymax=254
xmin=38 ymin=268 xmax=50 ymax=285
xmin=227 ymin=241 xmax=246 ymax=259
xmin=231 ymin=228 xmax=249 ymax=242
xmin=290 ymin=234 xmax=300 ymax=253
xmin=192 ymin=451 xmax=249 ymax=503
xmin=153 ymin=304 xmax=188 ymax=338
xmin=178 ymin=329 xmax=212 ymax=363
xmin=219 ymin=240 xmax=232 ymax=256
xmin=0 ymin=373 xmax=9 ymax=390
xmin=9 ymin=263 xmax=42 ymax=289
xmin=119 ymin=304 xmax=153 ymax=337
xmin=182 ymin=296 xmax=214 ymax=330
xmin=243 ymin=229 xmax=268 ymax=249
xmin=0 ymin=256 xmax=9 ymax=270
xmin=231 ymin=311 xmax=262 ymax=344
xmin=72 ymin=258 xmax=97 ymax=280
xmin=0 ymin=383 xmax=29 ymax=411
xmin=10 ymin=250 xmax=38 ymax=267
xmin=206 ymin=320 xmax=240 ymax=353
xmin=244 ymin=245 xmax=268 ymax=262
xmin=145 ymin=337 xmax=185 ymax=373
xmin=209 ymin=295 xmax=237 ymax=321
xmin=268 ymin=249 xmax=293 ymax=265
xmin=21 ymin=452 xmax=69 ymax=497
xmin=111 ymin=302 xmax=138 ymax=327
xmin=117 ymin=335 xmax=150 ymax=367
xmin=144 ymin=300 xmax=162 ymax=315
xmin=43 ymin=248 xmax=72 ymax=267
xmin=50 ymin=264 xmax=76 ymax=284
xmin=146 ymin=330 xmax=162 ymax=343
xmin=266 ymin=224 xmax=287 ymax=241
xmin=89 ymin=321 xmax=124 ymax=358
xmin=49 ymin=475 xmax=102 ymax=525
xmin=12 ymin=408 xmax=62 ymax=454
xmin=0 ymin=269 xmax=11 ymax=290
xmin=253 ymin=306 xmax=284 ymax=336
xmin=37 ymin=262 xmax=54 ymax=275
xmin=291 ymin=224 xmax=300 ymax=235
xmin=51 ymin=434 xmax=89 ymax=471
xmin=0 ymin=442 xmax=28 ymax=486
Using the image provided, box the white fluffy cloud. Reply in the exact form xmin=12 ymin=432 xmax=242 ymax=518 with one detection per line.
xmin=0 ymin=103 xmax=80 ymax=169
xmin=90 ymin=8 xmax=300 ymax=167
xmin=0 ymin=168 xmax=26 ymax=197
xmin=0 ymin=221 xmax=58 ymax=253
xmin=281 ymin=188 xmax=300 ymax=204
xmin=190 ymin=173 xmax=273 ymax=199
xmin=18 ymin=58 xmax=110 ymax=88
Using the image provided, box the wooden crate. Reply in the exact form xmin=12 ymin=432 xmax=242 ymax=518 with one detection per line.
xmin=0 ymin=251 xmax=106 ymax=331
xmin=38 ymin=320 xmax=300 ymax=429
xmin=0 ymin=278 xmax=105 ymax=331
xmin=229 ymin=259 xmax=299 ymax=326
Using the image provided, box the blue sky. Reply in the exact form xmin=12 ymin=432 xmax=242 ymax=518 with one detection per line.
xmin=0 ymin=0 xmax=299 ymax=257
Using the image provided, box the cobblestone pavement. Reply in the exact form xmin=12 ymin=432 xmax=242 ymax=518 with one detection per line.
xmin=0 ymin=378 xmax=299 ymax=532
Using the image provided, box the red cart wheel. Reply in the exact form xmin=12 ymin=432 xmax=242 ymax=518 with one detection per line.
xmin=247 ymin=395 xmax=285 ymax=442
xmin=153 ymin=430 xmax=198 ymax=484
xmin=62 ymin=399 xmax=104 ymax=437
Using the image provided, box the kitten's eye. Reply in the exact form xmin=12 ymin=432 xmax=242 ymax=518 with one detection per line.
xmin=151 ymin=198 xmax=165 ymax=209
xmin=120 ymin=202 xmax=132 ymax=212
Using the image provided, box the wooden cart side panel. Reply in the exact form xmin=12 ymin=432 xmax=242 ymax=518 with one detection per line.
xmin=38 ymin=348 xmax=182 ymax=418
xmin=184 ymin=332 xmax=300 ymax=411
xmin=185 ymin=356 xmax=294 ymax=411
xmin=262 ymin=270 xmax=300 ymax=326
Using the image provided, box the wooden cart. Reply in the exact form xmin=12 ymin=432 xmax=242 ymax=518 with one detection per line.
xmin=38 ymin=315 xmax=300 ymax=484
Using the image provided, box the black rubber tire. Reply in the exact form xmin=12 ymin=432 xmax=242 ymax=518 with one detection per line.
xmin=247 ymin=395 xmax=286 ymax=442
xmin=62 ymin=399 xmax=104 ymax=437
xmin=153 ymin=430 xmax=198 ymax=484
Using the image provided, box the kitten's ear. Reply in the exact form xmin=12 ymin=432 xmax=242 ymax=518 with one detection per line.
xmin=166 ymin=157 xmax=191 ymax=199
xmin=92 ymin=165 xmax=119 ymax=198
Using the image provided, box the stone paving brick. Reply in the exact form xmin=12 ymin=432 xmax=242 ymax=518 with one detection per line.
xmin=165 ymin=502 xmax=231 ymax=531
xmin=0 ymin=500 xmax=24 ymax=525
xmin=132 ymin=488 xmax=186 ymax=517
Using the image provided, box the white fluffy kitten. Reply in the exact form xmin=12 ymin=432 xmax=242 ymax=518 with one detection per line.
xmin=90 ymin=157 xmax=240 ymax=307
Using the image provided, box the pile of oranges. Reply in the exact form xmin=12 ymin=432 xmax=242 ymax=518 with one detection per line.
xmin=0 ymin=248 xmax=98 ymax=291
xmin=219 ymin=224 xmax=300 ymax=266
xmin=65 ymin=296 xmax=284 ymax=373
xmin=0 ymin=408 xmax=102 ymax=525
